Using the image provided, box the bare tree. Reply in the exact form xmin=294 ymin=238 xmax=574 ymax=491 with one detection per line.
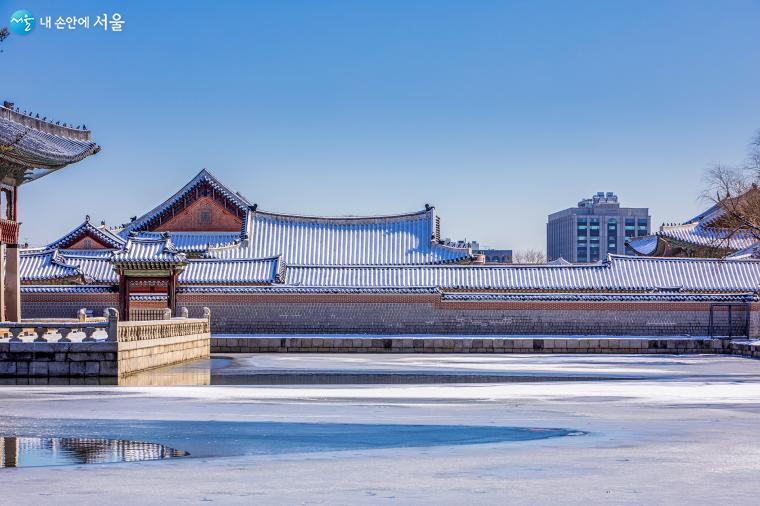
xmin=512 ymin=249 xmax=547 ymax=264
xmin=0 ymin=28 xmax=8 ymax=52
xmin=702 ymin=130 xmax=760 ymax=248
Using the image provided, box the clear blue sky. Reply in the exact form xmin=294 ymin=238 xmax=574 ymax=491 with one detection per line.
xmin=3 ymin=0 xmax=760 ymax=250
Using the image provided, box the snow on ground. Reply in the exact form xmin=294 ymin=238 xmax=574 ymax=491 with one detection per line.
xmin=1 ymin=354 xmax=760 ymax=505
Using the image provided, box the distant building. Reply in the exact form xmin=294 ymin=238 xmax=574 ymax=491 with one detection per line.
xmin=470 ymin=242 xmax=512 ymax=264
xmin=547 ymin=192 xmax=650 ymax=263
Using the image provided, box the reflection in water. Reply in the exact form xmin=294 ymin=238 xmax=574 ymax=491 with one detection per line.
xmin=1 ymin=417 xmax=584 ymax=467
xmin=0 ymin=436 xmax=188 ymax=468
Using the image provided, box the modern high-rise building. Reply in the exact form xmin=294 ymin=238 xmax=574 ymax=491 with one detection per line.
xmin=547 ymin=192 xmax=650 ymax=262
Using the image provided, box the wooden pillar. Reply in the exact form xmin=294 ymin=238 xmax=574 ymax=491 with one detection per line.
xmin=4 ymin=243 xmax=20 ymax=322
xmin=0 ymin=244 xmax=5 ymax=322
xmin=167 ymin=271 xmax=177 ymax=317
xmin=3 ymin=187 xmax=18 ymax=322
xmin=118 ymin=272 xmax=129 ymax=321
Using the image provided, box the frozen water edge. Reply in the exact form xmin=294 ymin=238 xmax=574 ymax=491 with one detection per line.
xmin=1 ymin=354 xmax=760 ymax=504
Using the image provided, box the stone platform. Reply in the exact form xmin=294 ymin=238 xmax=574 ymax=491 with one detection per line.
xmin=0 ymin=309 xmax=211 ymax=378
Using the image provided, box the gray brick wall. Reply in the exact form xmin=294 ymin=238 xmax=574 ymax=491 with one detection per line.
xmin=22 ymin=292 xmax=752 ymax=337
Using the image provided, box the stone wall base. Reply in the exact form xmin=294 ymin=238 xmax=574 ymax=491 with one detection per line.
xmin=211 ymin=335 xmax=760 ymax=358
xmin=0 ymin=333 xmax=210 ymax=378
xmin=118 ymin=333 xmax=210 ymax=376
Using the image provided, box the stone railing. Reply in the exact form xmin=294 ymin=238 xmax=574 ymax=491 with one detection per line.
xmin=117 ymin=307 xmax=210 ymax=342
xmin=1 ymin=307 xmax=211 ymax=344
xmin=0 ymin=311 xmax=115 ymax=342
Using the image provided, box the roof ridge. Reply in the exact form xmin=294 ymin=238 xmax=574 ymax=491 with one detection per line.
xmin=252 ymin=208 xmax=433 ymax=222
xmin=188 ymin=255 xmax=281 ymax=263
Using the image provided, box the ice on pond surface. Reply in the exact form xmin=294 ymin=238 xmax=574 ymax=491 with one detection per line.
xmin=0 ymin=436 xmax=188 ymax=468
xmin=0 ymin=418 xmax=583 ymax=467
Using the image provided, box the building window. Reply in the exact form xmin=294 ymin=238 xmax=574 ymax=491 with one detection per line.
xmin=625 ymin=217 xmax=635 ymax=237
xmin=200 ymin=209 xmax=212 ymax=225
xmin=637 ymin=218 xmax=648 ymax=236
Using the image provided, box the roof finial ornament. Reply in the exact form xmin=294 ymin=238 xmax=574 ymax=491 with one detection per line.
xmin=425 ymin=203 xmax=432 ymax=211
xmin=85 ymin=214 xmax=90 ymax=222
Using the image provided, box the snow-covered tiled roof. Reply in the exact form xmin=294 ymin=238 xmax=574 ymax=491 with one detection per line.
xmin=20 ymin=249 xmax=117 ymax=284
xmin=626 ymin=235 xmax=660 ymax=256
xmin=19 ymin=249 xmax=84 ymax=283
xmin=60 ymin=251 xmax=118 ymax=283
xmin=727 ymin=242 xmax=760 ymax=260
xmin=441 ymin=292 xmax=757 ymax=302
xmin=0 ymin=104 xmax=100 ymax=181
xmin=657 ymin=222 xmax=757 ymax=251
xmin=111 ymin=235 xmax=187 ymax=267
xmin=176 ymin=285 xmax=439 ymax=295
xmin=180 ymin=256 xmax=283 ymax=284
xmin=137 ymin=231 xmax=242 ymax=253
xmin=21 ymin=285 xmax=116 ymax=293
xmin=213 ymin=208 xmax=472 ymax=265
xmin=47 ymin=217 xmax=126 ymax=250
xmin=283 ymin=255 xmax=760 ymax=292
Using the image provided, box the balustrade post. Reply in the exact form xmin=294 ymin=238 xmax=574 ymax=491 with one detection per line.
xmin=58 ymin=328 xmax=72 ymax=343
xmin=162 ymin=308 xmax=172 ymax=320
xmin=180 ymin=307 xmax=189 ymax=318
xmin=33 ymin=327 xmax=47 ymax=342
xmin=203 ymin=307 xmax=211 ymax=332
xmin=106 ymin=307 xmax=119 ymax=342
xmin=77 ymin=308 xmax=87 ymax=322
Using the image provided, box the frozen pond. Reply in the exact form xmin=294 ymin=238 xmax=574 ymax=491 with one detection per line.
xmin=0 ymin=417 xmax=581 ymax=467
xmin=2 ymin=354 xmax=759 ymax=504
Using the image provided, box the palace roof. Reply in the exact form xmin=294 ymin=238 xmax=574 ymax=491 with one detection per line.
xmin=21 ymin=247 xmax=283 ymax=285
xmin=138 ymin=231 xmax=242 ymax=253
xmin=212 ymin=207 xmax=472 ymax=265
xmin=180 ymin=256 xmax=283 ymax=284
xmin=46 ymin=217 xmax=126 ymax=250
xmin=284 ymin=255 xmax=760 ymax=293
xmin=727 ymin=243 xmax=760 ymax=260
xmin=103 ymin=169 xmax=472 ymax=265
xmin=120 ymin=169 xmax=252 ymax=236
xmin=628 ymin=193 xmax=760 ymax=257
xmin=657 ymin=222 xmax=757 ymax=251
xmin=0 ymin=102 xmax=99 ymax=185
xmin=19 ymin=249 xmax=86 ymax=283
xmin=111 ymin=235 xmax=188 ymax=268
